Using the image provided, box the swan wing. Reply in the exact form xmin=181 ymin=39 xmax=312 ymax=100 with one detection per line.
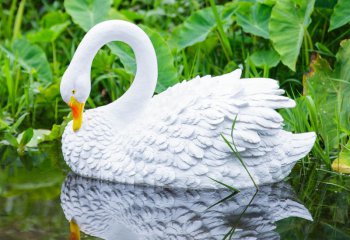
xmin=121 ymin=69 xmax=295 ymax=184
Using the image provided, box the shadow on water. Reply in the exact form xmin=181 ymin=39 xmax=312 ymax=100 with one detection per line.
xmin=0 ymin=143 xmax=349 ymax=239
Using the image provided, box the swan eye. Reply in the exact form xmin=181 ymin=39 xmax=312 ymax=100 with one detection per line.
xmin=72 ymin=89 xmax=76 ymax=94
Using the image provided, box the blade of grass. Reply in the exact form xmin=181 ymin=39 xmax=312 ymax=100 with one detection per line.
xmin=208 ymin=0 xmax=233 ymax=61
xmin=12 ymin=0 xmax=26 ymax=41
xmin=208 ymin=177 xmax=240 ymax=192
xmin=206 ymin=191 xmax=238 ymax=211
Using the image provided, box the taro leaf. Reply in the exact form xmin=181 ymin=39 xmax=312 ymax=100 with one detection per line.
xmin=41 ymin=11 xmax=70 ymax=28
xmin=27 ymin=21 xmax=70 ymax=43
xmin=304 ymin=40 xmax=350 ymax=148
xmin=269 ymin=0 xmax=315 ymax=71
xmin=334 ymin=40 xmax=350 ymax=136
xmin=10 ymin=39 xmax=53 ymax=83
xmin=64 ymin=0 xmax=112 ymax=31
xmin=64 ymin=0 xmax=177 ymax=92
xmin=108 ymin=8 xmax=131 ymax=21
xmin=303 ymin=55 xmax=338 ymax=148
xmin=108 ymin=42 xmax=135 ymax=75
xmin=329 ymin=0 xmax=350 ymax=31
xmin=235 ymin=2 xmax=272 ymax=39
xmin=142 ymin=26 xmax=178 ymax=92
xmin=249 ymin=49 xmax=280 ymax=68
xmin=109 ymin=25 xmax=178 ymax=93
xmin=169 ymin=6 xmax=233 ymax=51
xmin=27 ymin=29 xmax=56 ymax=43
xmin=332 ymin=140 xmax=350 ymax=174
xmin=257 ymin=0 xmax=276 ymax=5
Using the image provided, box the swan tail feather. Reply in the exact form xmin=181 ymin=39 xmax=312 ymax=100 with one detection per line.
xmin=282 ymin=132 xmax=316 ymax=172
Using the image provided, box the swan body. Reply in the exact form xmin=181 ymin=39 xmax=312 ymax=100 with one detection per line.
xmin=61 ymin=174 xmax=312 ymax=240
xmin=60 ymin=20 xmax=316 ymax=189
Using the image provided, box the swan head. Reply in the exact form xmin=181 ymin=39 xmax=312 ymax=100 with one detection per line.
xmin=60 ymin=67 xmax=91 ymax=131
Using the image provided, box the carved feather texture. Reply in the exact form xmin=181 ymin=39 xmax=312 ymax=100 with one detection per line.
xmin=61 ymin=174 xmax=313 ymax=240
xmin=62 ymin=70 xmax=316 ymax=188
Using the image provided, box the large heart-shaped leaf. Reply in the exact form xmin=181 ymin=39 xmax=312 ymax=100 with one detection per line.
xmin=109 ymin=26 xmax=178 ymax=93
xmin=303 ymin=55 xmax=337 ymax=148
xmin=235 ymin=2 xmax=272 ymax=39
xmin=41 ymin=11 xmax=70 ymax=28
xmin=169 ymin=6 xmax=234 ymax=51
xmin=269 ymin=0 xmax=315 ymax=71
xmin=304 ymin=40 xmax=350 ymax=149
xmin=249 ymin=49 xmax=280 ymax=68
xmin=333 ymin=40 xmax=350 ymax=136
xmin=64 ymin=0 xmax=112 ymax=31
xmin=1 ymin=39 xmax=53 ymax=83
xmin=108 ymin=42 xmax=135 ymax=75
xmin=142 ymin=26 xmax=178 ymax=92
xmin=64 ymin=0 xmax=177 ymax=92
xmin=329 ymin=0 xmax=350 ymax=31
xmin=27 ymin=22 xmax=70 ymax=43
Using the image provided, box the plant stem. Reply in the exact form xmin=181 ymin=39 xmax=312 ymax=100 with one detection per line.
xmin=12 ymin=0 xmax=26 ymax=41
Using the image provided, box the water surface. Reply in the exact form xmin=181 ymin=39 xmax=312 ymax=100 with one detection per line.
xmin=0 ymin=143 xmax=349 ymax=239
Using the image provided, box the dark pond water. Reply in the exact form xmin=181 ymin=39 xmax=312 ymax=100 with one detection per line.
xmin=0 ymin=143 xmax=349 ymax=240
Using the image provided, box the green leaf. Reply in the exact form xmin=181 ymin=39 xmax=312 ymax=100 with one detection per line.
xmin=269 ymin=0 xmax=315 ymax=71
xmin=257 ymin=0 xmax=276 ymax=5
xmin=3 ymin=133 xmax=18 ymax=147
xmin=334 ymin=40 xmax=350 ymax=136
xmin=27 ymin=21 xmax=70 ymax=43
xmin=64 ymin=0 xmax=112 ymax=31
xmin=39 ymin=117 xmax=70 ymax=143
xmin=332 ymin=140 xmax=350 ymax=174
xmin=10 ymin=112 xmax=28 ymax=132
xmin=19 ymin=128 xmax=34 ymax=147
xmin=235 ymin=2 xmax=272 ymax=39
xmin=329 ymin=0 xmax=350 ymax=31
xmin=27 ymin=29 xmax=56 ymax=43
xmin=249 ymin=49 xmax=280 ymax=68
xmin=109 ymin=26 xmax=178 ymax=93
xmin=108 ymin=42 xmax=135 ymax=75
xmin=303 ymin=55 xmax=337 ymax=147
xmin=17 ymin=129 xmax=51 ymax=148
xmin=41 ymin=11 xmax=70 ymax=28
xmin=108 ymin=8 xmax=131 ymax=21
xmin=142 ymin=26 xmax=178 ymax=92
xmin=304 ymin=40 xmax=350 ymax=149
xmin=11 ymin=39 xmax=53 ymax=83
xmin=315 ymin=42 xmax=335 ymax=57
xmin=169 ymin=6 xmax=232 ymax=51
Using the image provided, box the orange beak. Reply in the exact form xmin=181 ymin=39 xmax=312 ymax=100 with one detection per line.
xmin=69 ymin=218 xmax=80 ymax=240
xmin=68 ymin=96 xmax=85 ymax=131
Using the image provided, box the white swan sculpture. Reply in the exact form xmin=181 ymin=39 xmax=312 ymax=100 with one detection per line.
xmin=60 ymin=20 xmax=316 ymax=189
xmin=61 ymin=174 xmax=312 ymax=240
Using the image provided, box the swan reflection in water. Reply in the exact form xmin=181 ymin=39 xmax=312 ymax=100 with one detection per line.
xmin=60 ymin=173 xmax=312 ymax=240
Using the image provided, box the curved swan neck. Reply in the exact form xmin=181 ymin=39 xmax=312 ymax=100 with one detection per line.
xmin=70 ymin=20 xmax=157 ymax=116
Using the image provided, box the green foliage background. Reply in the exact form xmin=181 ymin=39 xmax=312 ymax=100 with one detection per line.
xmin=0 ymin=0 xmax=350 ymax=238
xmin=1 ymin=0 xmax=350 ymax=166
